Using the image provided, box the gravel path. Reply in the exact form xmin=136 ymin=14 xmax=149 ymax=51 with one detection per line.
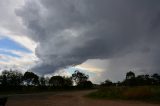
xmin=5 ymin=90 xmax=160 ymax=106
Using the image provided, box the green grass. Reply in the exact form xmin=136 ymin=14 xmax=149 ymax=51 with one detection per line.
xmin=86 ymin=86 xmax=160 ymax=103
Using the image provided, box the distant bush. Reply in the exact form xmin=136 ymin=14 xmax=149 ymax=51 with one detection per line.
xmin=77 ymin=81 xmax=93 ymax=89
xmin=100 ymin=80 xmax=113 ymax=87
xmin=87 ymin=87 xmax=124 ymax=99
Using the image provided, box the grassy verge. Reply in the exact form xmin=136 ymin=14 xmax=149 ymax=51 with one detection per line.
xmin=0 ymin=86 xmax=95 ymax=96
xmin=86 ymin=86 xmax=160 ymax=103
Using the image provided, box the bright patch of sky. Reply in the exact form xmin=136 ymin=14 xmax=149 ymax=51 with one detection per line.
xmin=0 ymin=37 xmax=31 ymax=53
xmin=0 ymin=36 xmax=38 ymax=73
xmin=0 ymin=49 xmax=21 ymax=58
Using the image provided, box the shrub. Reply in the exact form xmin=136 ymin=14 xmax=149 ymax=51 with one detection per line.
xmin=87 ymin=86 xmax=160 ymax=102
xmin=122 ymin=86 xmax=152 ymax=99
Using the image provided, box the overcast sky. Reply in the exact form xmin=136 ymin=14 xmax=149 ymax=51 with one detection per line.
xmin=1 ymin=0 xmax=160 ymax=83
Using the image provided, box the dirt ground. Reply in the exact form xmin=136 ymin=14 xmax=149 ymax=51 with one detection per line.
xmin=5 ymin=90 xmax=160 ymax=106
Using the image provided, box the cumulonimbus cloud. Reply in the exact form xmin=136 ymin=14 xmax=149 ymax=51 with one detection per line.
xmin=15 ymin=0 xmax=160 ymax=75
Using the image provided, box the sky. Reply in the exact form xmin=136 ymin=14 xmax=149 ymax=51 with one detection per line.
xmin=1 ymin=0 xmax=160 ymax=83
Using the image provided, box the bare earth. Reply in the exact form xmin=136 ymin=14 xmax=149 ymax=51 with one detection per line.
xmin=6 ymin=90 xmax=160 ymax=106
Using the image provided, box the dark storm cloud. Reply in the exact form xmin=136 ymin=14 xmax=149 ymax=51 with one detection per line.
xmin=16 ymin=0 xmax=160 ymax=75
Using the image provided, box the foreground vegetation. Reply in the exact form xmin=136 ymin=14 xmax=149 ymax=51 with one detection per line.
xmin=87 ymin=86 xmax=160 ymax=103
xmin=87 ymin=71 xmax=160 ymax=103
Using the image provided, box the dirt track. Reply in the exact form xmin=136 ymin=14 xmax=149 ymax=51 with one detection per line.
xmin=6 ymin=90 xmax=160 ymax=106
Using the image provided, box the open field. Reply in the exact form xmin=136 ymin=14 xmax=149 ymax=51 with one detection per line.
xmin=3 ymin=90 xmax=160 ymax=106
xmin=87 ymin=86 xmax=160 ymax=103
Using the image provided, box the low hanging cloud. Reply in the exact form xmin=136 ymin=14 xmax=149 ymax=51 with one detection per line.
xmin=15 ymin=0 xmax=160 ymax=75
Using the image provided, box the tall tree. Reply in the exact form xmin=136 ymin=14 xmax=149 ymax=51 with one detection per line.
xmin=0 ymin=70 xmax=23 ymax=87
xmin=71 ymin=70 xmax=89 ymax=85
xmin=64 ymin=77 xmax=73 ymax=87
xmin=126 ymin=71 xmax=135 ymax=80
xmin=151 ymin=73 xmax=160 ymax=85
xmin=71 ymin=70 xmax=93 ymax=88
xmin=49 ymin=76 xmax=65 ymax=87
xmin=124 ymin=71 xmax=136 ymax=86
xmin=23 ymin=72 xmax=39 ymax=86
xmin=39 ymin=76 xmax=46 ymax=86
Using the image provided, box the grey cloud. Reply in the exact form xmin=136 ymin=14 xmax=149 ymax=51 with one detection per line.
xmin=0 ymin=0 xmax=25 ymax=35
xmin=15 ymin=0 xmax=160 ymax=78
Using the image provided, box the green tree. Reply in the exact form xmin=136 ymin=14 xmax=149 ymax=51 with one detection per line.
xmin=72 ymin=70 xmax=93 ymax=88
xmin=49 ymin=76 xmax=65 ymax=87
xmin=101 ymin=79 xmax=113 ymax=86
xmin=39 ymin=76 xmax=46 ymax=86
xmin=124 ymin=71 xmax=136 ymax=86
xmin=151 ymin=73 xmax=160 ymax=85
xmin=64 ymin=77 xmax=73 ymax=87
xmin=23 ymin=72 xmax=39 ymax=86
xmin=71 ymin=70 xmax=89 ymax=85
xmin=126 ymin=71 xmax=135 ymax=80
xmin=77 ymin=80 xmax=93 ymax=88
xmin=135 ymin=74 xmax=151 ymax=86
xmin=0 ymin=70 xmax=23 ymax=87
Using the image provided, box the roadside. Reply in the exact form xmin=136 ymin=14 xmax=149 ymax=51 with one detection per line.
xmin=6 ymin=90 xmax=160 ymax=106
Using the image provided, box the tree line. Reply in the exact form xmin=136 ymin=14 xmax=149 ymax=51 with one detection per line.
xmin=0 ymin=70 xmax=93 ymax=92
xmin=0 ymin=69 xmax=160 ymax=92
xmin=101 ymin=71 xmax=160 ymax=87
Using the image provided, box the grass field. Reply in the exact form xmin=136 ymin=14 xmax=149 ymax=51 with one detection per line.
xmin=87 ymin=86 xmax=160 ymax=103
